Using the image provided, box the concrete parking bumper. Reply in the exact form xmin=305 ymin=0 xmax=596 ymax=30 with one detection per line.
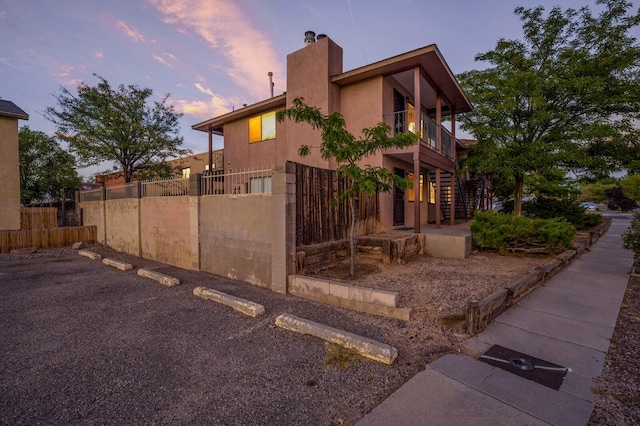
xmin=137 ymin=268 xmax=180 ymax=287
xmin=102 ymin=258 xmax=133 ymax=271
xmin=275 ymin=313 xmax=398 ymax=365
xmin=78 ymin=250 xmax=101 ymax=260
xmin=194 ymin=286 xmax=265 ymax=317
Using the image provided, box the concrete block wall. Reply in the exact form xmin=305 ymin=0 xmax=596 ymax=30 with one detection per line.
xmin=200 ymin=194 xmax=274 ymax=289
xmin=140 ymin=196 xmax=196 ymax=270
xmin=80 ymin=201 xmax=106 ymax=243
xmin=78 ymin=164 xmax=295 ymax=293
xmin=105 ymin=199 xmax=141 ymax=255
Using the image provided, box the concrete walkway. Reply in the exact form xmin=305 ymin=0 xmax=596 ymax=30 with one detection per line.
xmin=358 ymin=215 xmax=635 ymax=426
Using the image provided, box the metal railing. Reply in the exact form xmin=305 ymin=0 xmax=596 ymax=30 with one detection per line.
xmin=79 ymin=188 xmax=104 ymax=202
xmin=201 ymin=167 xmax=272 ymax=196
xmin=384 ymin=110 xmax=456 ymax=159
xmin=106 ymin=183 xmax=139 ymax=200
xmin=141 ymin=178 xmax=189 ymax=197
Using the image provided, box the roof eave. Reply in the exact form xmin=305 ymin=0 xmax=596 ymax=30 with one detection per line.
xmin=331 ymin=44 xmax=473 ymax=115
xmin=192 ymin=93 xmax=287 ymax=133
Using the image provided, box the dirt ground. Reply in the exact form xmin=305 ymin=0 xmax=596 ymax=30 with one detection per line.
xmin=310 ymin=247 xmax=554 ymax=365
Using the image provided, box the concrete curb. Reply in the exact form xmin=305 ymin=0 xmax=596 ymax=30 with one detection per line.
xmin=78 ymin=250 xmax=101 ymax=260
xmin=137 ymin=268 xmax=180 ymax=287
xmin=193 ymin=286 xmax=265 ymax=317
xmin=102 ymin=258 xmax=133 ymax=271
xmin=274 ymin=313 xmax=398 ymax=365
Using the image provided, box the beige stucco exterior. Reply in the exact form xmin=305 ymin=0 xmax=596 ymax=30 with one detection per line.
xmin=193 ymin=36 xmax=473 ymax=233
xmin=0 ymin=106 xmax=27 ymax=230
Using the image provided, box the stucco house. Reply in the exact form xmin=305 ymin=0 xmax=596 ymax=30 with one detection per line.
xmin=0 ymin=99 xmax=29 ymax=230
xmin=193 ymin=33 xmax=473 ymax=234
xmin=96 ymin=149 xmax=224 ymax=187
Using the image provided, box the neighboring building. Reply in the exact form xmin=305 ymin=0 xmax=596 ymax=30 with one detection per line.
xmin=0 ymin=99 xmax=29 ymax=230
xmin=193 ymin=33 xmax=473 ymax=232
xmin=96 ymin=150 xmax=224 ymax=187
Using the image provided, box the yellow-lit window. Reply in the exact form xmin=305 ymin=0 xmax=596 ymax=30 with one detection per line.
xmin=429 ymin=181 xmax=436 ymax=203
xmin=406 ymin=172 xmax=424 ymax=202
xmin=408 ymin=103 xmax=415 ymax=133
xmin=249 ymin=111 xmax=276 ymax=143
xmin=182 ymin=167 xmax=190 ymax=179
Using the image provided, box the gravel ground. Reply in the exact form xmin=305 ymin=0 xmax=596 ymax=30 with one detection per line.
xmin=589 ymin=260 xmax=640 ymax=425
xmin=1 ymin=238 xmax=635 ymax=425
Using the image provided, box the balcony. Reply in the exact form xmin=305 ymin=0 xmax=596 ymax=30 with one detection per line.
xmin=384 ymin=110 xmax=455 ymax=160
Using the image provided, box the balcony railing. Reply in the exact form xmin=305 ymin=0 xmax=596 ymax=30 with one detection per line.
xmin=384 ymin=110 xmax=456 ymax=160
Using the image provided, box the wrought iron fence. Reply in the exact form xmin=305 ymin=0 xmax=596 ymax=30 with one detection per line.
xmin=106 ymin=182 xmax=139 ymax=200
xmin=141 ymin=178 xmax=189 ymax=197
xmin=201 ymin=167 xmax=272 ymax=196
xmin=79 ymin=188 xmax=104 ymax=202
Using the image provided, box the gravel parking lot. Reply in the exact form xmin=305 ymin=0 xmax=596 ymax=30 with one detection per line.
xmin=0 ymin=246 xmax=419 ymax=425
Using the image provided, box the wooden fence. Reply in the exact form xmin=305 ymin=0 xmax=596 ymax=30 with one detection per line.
xmin=0 ymin=226 xmax=97 ymax=253
xmin=294 ymin=163 xmax=379 ymax=246
xmin=20 ymin=207 xmax=58 ymax=229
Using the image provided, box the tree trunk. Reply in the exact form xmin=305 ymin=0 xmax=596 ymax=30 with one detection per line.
xmin=514 ymin=174 xmax=524 ymax=217
xmin=349 ymin=196 xmax=357 ymax=277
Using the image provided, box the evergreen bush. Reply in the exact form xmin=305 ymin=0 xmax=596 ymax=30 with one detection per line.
xmin=502 ymin=197 xmax=602 ymax=229
xmin=471 ymin=210 xmax=576 ymax=253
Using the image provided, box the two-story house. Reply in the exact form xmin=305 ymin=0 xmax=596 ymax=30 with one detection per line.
xmin=193 ymin=33 xmax=473 ymax=234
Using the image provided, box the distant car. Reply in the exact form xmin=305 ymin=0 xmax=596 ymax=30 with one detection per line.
xmin=492 ymin=201 xmax=503 ymax=212
xmin=580 ymin=202 xmax=598 ymax=211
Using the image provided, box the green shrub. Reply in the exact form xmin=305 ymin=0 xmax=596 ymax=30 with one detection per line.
xmin=622 ymin=212 xmax=640 ymax=258
xmin=471 ymin=210 xmax=576 ymax=253
xmin=502 ymin=197 xmax=602 ymax=229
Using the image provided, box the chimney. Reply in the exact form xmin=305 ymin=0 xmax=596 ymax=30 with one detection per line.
xmin=316 ymin=34 xmax=327 ymax=41
xmin=304 ymin=31 xmax=316 ymax=45
xmin=268 ymin=72 xmax=274 ymax=98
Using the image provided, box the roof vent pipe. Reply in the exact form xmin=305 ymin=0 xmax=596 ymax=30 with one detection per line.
xmin=304 ymin=31 xmax=316 ymax=45
xmin=316 ymin=34 xmax=327 ymax=41
xmin=268 ymin=72 xmax=274 ymax=98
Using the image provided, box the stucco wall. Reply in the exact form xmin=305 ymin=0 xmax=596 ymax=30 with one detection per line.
xmin=140 ymin=196 xmax=195 ymax=270
xmin=105 ymin=199 xmax=140 ymax=255
xmin=80 ymin=201 xmax=106 ymax=243
xmin=200 ymin=194 xmax=273 ymax=288
xmin=0 ymin=117 xmax=21 ymax=230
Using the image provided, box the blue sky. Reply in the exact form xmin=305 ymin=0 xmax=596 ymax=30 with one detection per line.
xmin=1 ymin=0 xmax=635 ymax=178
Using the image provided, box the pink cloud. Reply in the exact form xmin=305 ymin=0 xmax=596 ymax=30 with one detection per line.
xmin=94 ymin=51 xmax=104 ymax=59
xmin=115 ymin=20 xmax=145 ymax=43
xmin=148 ymin=0 xmax=284 ymax=100
xmin=173 ymin=83 xmax=235 ymax=118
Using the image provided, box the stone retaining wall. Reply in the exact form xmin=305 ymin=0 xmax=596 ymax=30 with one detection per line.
xmin=464 ymin=218 xmax=612 ymax=335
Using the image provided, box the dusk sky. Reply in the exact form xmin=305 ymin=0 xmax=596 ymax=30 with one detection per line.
xmin=1 ymin=0 xmax=635 ymax=178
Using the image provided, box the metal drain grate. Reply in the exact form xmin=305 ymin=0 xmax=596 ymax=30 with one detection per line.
xmin=479 ymin=345 xmax=568 ymax=390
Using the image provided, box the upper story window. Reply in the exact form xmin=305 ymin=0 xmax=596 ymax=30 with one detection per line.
xmin=249 ymin=111 xmax=276 ymax=143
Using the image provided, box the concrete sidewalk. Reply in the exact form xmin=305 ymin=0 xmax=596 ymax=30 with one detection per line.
xmin=358 ymin=215 xmax=635 ymax=426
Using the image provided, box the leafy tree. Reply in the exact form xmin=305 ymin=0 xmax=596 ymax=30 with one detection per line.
xmin=458 ymin=0 xmax=640 ymax=216
xmin=45 ymin=75 xmax=189 ymax=183
xmin=621 ymin=174 xmax=640 ymax=201
xmin=605 ymin=186 xmax=638 ymax=211
xmin=277 ymin=98 xmax=417 ymax=276
xmin=18 ymin=126 xmax=80 ymax=204
xmin=580 ymin=180 xmax=619 ymax=203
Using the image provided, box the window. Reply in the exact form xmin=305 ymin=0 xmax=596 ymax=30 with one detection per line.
xmin=406 ymin=172 xmax=424 ymax=202
xmin=428 ymin=181 xmax=436 ymax=203
xmin=249 ymin=111 xmax=276 ymax=143
xmin=182 ymin=167 xmax=191 ymax=179
xmin=250 ymin=176 xmax=272 ymax=194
